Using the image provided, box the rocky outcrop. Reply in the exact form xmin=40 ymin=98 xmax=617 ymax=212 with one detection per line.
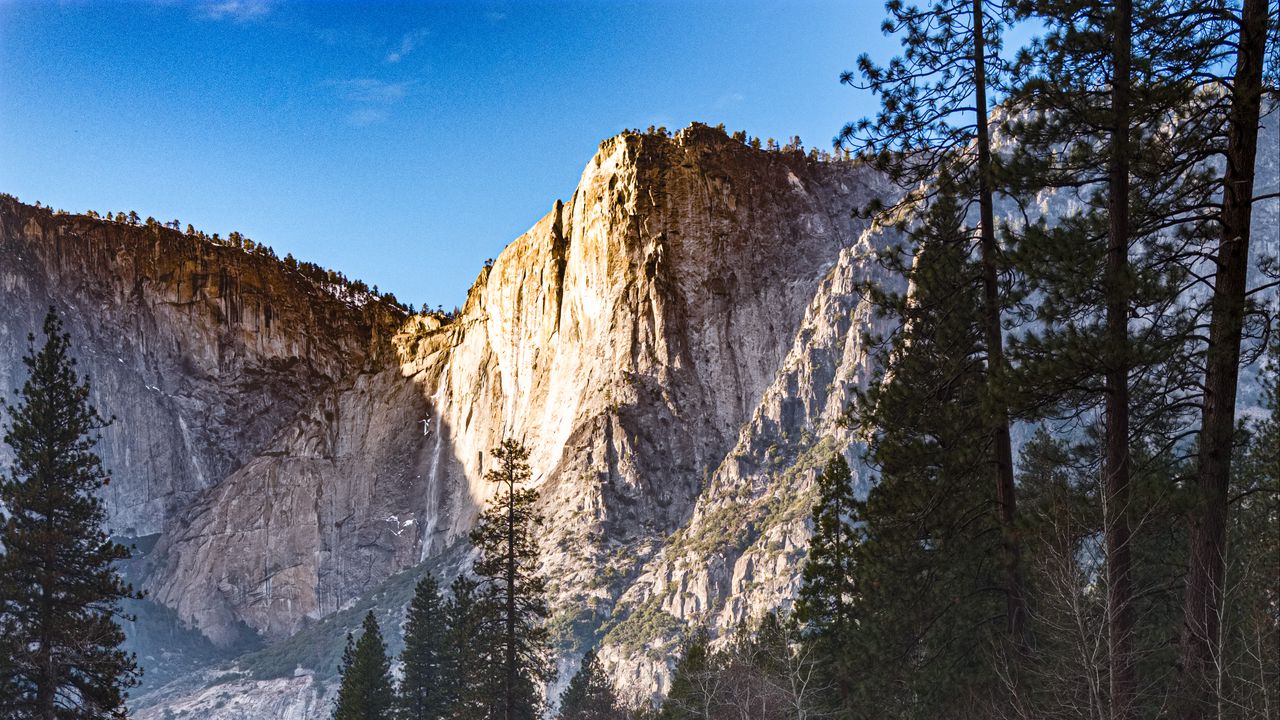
xmin=595 ymin=222 xmax=897 ymax=705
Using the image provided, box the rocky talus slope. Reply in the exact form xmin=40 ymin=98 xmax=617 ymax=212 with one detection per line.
xmin=2 ymin=116 xmax=1273 ymax=718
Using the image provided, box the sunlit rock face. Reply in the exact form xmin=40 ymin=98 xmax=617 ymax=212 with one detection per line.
xmin=1 ymin=125 xmax=889 ymax=714
xmin=132 ymin=125 xmax=886 ymax=654
xmin=15 ymin=113 xmax=1273 ymax=718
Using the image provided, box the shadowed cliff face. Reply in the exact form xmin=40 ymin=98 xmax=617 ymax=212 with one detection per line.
xmin=0 ymin=199 xmax=400 ymax=539
xmin=1 ymin=124 xmax=889 ymax=714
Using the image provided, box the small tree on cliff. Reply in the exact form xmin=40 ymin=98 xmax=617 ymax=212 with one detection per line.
xmin=333 ymin=611 xmax=394 ymax=720
xmin=0 ymin=308 xmax=141 ymax=720
xmin=470 ymin=439 xmax=552 ymax=720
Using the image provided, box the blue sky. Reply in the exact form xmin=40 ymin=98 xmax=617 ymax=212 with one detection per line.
xmin=0 ymin=0 xmax=889 ymax=308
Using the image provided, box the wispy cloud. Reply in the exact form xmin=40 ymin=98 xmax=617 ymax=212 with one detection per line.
xmin=485 ymin=11 xmax=507 ymax=23
xmin=385 ymin=29 xmax=430 ymax=64
xmin=345 ymin=108 xmax=389 ymax=128
xmin=326 ymin=78 xmax=417 ymax=127
xmin=197 ymin=0 xmax=276 ymax=22
xmin=312 ymin=26 xmax=379 ymax=49
xmin=713 ymin=92 xmax=745 ymax=109
xmin=329 ymin=78 xmax=415 ymax=104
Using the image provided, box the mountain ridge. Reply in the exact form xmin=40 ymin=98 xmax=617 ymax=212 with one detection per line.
xmin=1 ymin=122 xmax=887 ymax=717
xmin=7 ymin=114 xmax=1272 ymax=716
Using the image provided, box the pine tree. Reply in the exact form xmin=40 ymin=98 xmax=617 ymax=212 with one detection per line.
xmin=1177 ymin=2 xmax=1274 ymax=713
xmin=470 ymin=440 xmax=552 ymax=720
xmin=793 ymin=454 xmax=857 ymax=707
xmin=841 ymin=194 xmax=1008 ymax=718
xmin=1206 ymin=335 xmax=1279 ymax=719
xmin=795 ymin=455 xmax=857 ymax=636
xmin=398 ymin=574 xmax=451 ymax=720
xmin=444 ymin=575 xmax=498 ymax=720
xmin=0 ymin=308 xmax=141 ymax=720
xmin=658 ymin=629 xmax=716 ymax=720
xmin=333 ymin=611 xmax=394 ymax=720
xmin=1003 ymin=2 xmax=1229 ymax=714
xmin=842 ymin=0 xmax=1028 ymax=642
xmin=558 ymin=649 xmax=623 ymax=720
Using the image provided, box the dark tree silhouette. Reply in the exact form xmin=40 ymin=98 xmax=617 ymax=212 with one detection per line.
xmin=0 ymin=309 xmax=141 ymax=719
xmin=470 ymin=440 xmax=551 ymax=720
xmin=332 ymin=611 xmax=394 ymax=720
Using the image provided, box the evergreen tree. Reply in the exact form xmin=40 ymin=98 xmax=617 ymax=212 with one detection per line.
xmin=470 ymin=440 xmax=551 ymax=720
xmin=558 ymin=649 xmax=624 ymax=720
xmin=1003 ymin=2 xmax=1231 ymax=714
xmin=0 ymin=309 xmax=141 ymax=720
xmin=1013 ymin=418 xmax=1193 ymax=720
xmin=842 ymin=0 xmax=1028 ymax=641
xmin=333 ymin=611 xmax=394 ymax=720
xmin=1176 ymin=2 xmax=1274 ymax=713
xmin=658 ymin=629 xmax=716 ymax=720
xmin=1204 ymin=334 xmax=1279 ymax=720
xmin=398 ymin=574 xmax=451 ymax=720
xmin=444 ymin=575 xmax=498 ymax=720
xmin=795 ymin=455 xmax=857 ymax=635
xmin=841 ymin=194 xmax=1008 ymax=718
xmin=793 ymin=454 xmax=857 ymax=707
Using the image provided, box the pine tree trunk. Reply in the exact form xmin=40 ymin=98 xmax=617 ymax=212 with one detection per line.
xmin=1105 ymin=2 xmax=1136 ymax=717
xmin=37 ymin=483 xmax=56 ymax=720
xmin=972 ymin=0 xmax=1026 ymax=645
xmin=1177 ymin=1 xmax=1269 ymax=716
xmin=506 ymin=471 xmax=517 ymax=720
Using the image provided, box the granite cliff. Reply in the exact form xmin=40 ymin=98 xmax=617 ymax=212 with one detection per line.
xmin=0 ymin=124 xmax=889 ymax=716
xmin=2 ymin=116 xmax=1273 ymax=717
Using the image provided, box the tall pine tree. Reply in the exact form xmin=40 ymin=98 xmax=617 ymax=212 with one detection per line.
xmin=0 ymin=309 xmax=140 ymax=720
xmin=1177 ymin=2 xmax=1274 ymax=714
xmin=470 ymin=440 xmax=552 ymax=720
xmin=398 ymin=574 xmax=451 ymax=720
xmin=1003 ymin=2 xmax=1231 ymax=715
xmin=842 ymin=0 xmax=1028 ymax=640
xmin=842 ymin=193 xmax=1009 ymax=718
xmin=332 ymin=611 xmax=394 ymax=720
xmin=1204 ymin=334 xmax=1279 ymax=719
